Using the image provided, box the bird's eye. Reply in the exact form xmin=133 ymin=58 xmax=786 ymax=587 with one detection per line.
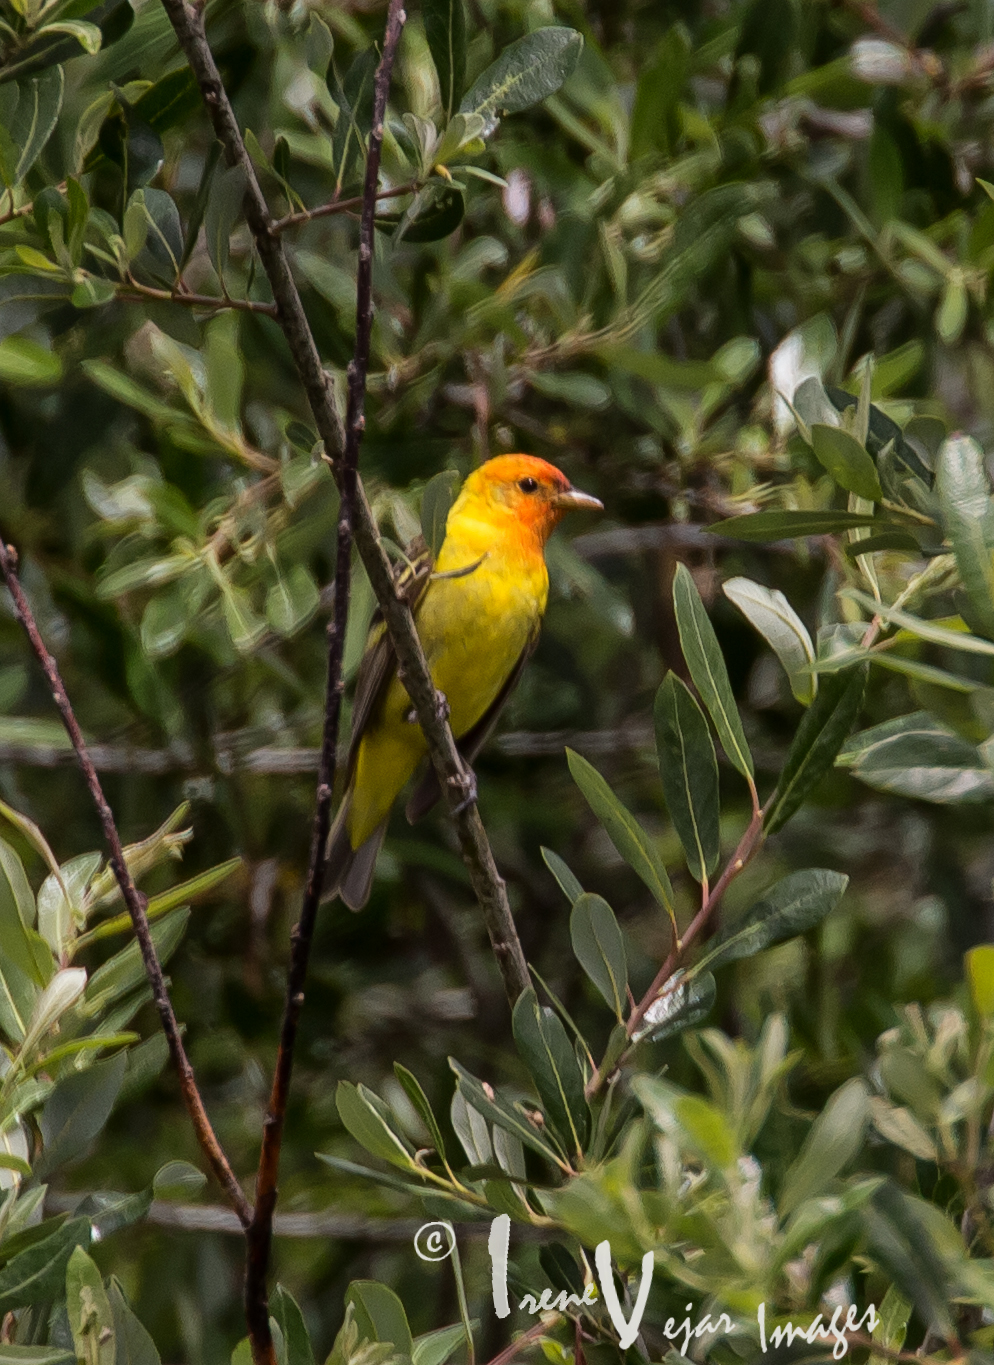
xmin=518 ymin=477 xmax=539 ymax=494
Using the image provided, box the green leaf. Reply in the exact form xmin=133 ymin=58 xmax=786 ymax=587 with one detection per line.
xmin=36 ymin=1052 xmax=127 ymax=1177
xmin=693 ymin=869 xmax=849 ymax=978
xmin=204 ymin=163 xmax=246 ymax=286
xmin=0 ymin=1218 xmax=89 ymax=1313
xmin=723 ymin=576 xmax=816 ymax=705
xmin=423 ymin=0 xmax=466 ymax=120
xmin=512 ymin=987 xmax=590 ymax=1156
xmin=869 ymin=1285 xmax=913 ymax=1365
xmin=336 ymin=1082 xmax=417 ymax=1170
xmin=936 ymin=435 xmax=994 ymax=640
xmin=75 ymin=858 xmax=241 ymax=949
xmin=0 ymin=337 xmax=61 ymax=387
xmin=967 ymin=945 xmax=994 ymax=1017
xmin=635 ymin=970 xmax=715 ymax=1044
xmin=566 ymin=749 xmax=675 ymax=921
xmin=391 ymin=185 xmax=465 ymax=244
xmin=108 ymin=1278 xmax=161 ymax=1365
xmin=764 ymin=665 xmax=867 ymax=835
xmin=153 ymin=1160 xmax=206 ymax=1199
xmin=82 ymin=907 xmax=189 ymax=1016
xmin=810 ymin=423 xmax=882 ymax=500
xmin=0 ymin=1349 xmax=74 ymax=1363
xmin=459 ymin=27 xmax=583 ymax=137
xmin=412 ymin=1324 xmax=467 ymax=1365
xmin=21 ymin=968 xmax=86 ymax=1059
xmin=448 ymin=1059 xmax=568 ymax=1168
xmin=66 ymin=1246 xmax=114 ymax=1365
xmin=839 ymin=712 xmax=994 ymax=803
xmin=842 ymin=530 xmax=921 ymax=559
xmin=7 ymin=67 xmax=64 ymax=187
xmin=654 ymin=672 xmax=720 ymax=881
xmin=266 ymin=564 xmax=319 ymax=638
xmin=346 ymin=1282 xmax=413 ymax=1361
xmin=709 ymin=509 xmax=878 ymax=541
xmin=570 ymin=893 xmax=627 ymax=1019
xmin=844 ymin=588 xmax=994 ymax=656
xmin=672 ymin=563 xmax=753 ymax=780
xmin=329 ymin=48 xmax=376 ymax=191
xmin=131 ymin=188 xmax=182 ymax=285
xmin=393 ymin=1063 xmax=448 ymax=1163
xmin=419 ymin=471 xmax=460 ymax=559
xmin=272 ymin=1286 xmax=314 ymax=1365
xmin=778 ymin=1078 xmax=868 ymax=1216
xmin=540 ymin=847 xmax=583 ymax=903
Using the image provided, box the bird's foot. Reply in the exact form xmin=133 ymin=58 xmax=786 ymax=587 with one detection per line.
xmin=448 ymin=767 xmax=478 ymax=815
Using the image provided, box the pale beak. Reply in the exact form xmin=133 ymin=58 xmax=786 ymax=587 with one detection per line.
xmin=553 ymin=486 xmax=603 ymax=512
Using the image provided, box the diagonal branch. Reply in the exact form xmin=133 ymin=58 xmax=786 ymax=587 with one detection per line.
xmin=156 ymin=0 xmax=527 ymax=1000
xmin=0 ymin=539 xmax=252 ymax=1228
xmin=242 ymin=6 xmax=405 ymax=1362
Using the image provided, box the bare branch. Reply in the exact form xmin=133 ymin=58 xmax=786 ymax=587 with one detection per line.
xmin=244 ymin=5 xmax=406 ymax=1359
xmin=117 ymin=280 xmax=278 ymax=317
xmin=0 ymin=540 xmax=252 ymax=1228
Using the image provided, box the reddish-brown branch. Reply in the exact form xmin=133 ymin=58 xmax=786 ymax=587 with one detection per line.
xmin=271 ymin=180 xmax=418 ymax=235
xmin=242 ymin=5 xmax=406 ymax=1360
xmin=484 ymin=1319 xmax=556 ymax=1365
xmin=0 ymin=540 xmax=252 ymax=1227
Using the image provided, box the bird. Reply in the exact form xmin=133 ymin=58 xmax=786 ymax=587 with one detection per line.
xmin=326 ymin=454 xmax=603 ymax=909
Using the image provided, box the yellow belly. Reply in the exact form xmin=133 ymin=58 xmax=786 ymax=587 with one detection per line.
xmin=347 ymin=539 xmax=548 ymax=847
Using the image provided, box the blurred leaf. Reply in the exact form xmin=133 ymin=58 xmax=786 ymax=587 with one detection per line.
xmin=66 ymin=1246 xmax=114 ymax=1365
xmin=810 ymin=424 xmax=882 ymax=501
xmin=266 ymin=564 xmax=319 ymax=637
xmin=869 ymin=1098 xmax=937 ymax=1163
xmin=152 ymin=1160 xmax=206 ymax=1199
xmin=723 ymin=576 xmax=816 ymax=705
xmin=654 ymin=672 xmax=720 ymax=881
xmin=329 ymin=48 xmax=376 ymax=191
xmin=765 ymin=666 xmax=867 ymax=834
xmin=512 ymin=987 xmax=590 ymax=1155
xmin=37 ymin=1053 xmax=127 ymax=1177
xmin=131 ymin=188 xmax=182 ymax=284
xmin=459 ymin=27 xmax=583 ymax=138
xmin=412 ymin=1324 xmax=466 ymax=1365
xmin=108 ymin=1278 xmax=161 ymax=1365
xmin=566 ymin=749 xmax=675 ymax=922
xmin=967 ymin=945 xmax=994 ymax=1017
xmin=779 ymin=1078 xmax=868 ymax=1216
xmin=423 ymin=0 xmax=466 ymax=120
xmin=393 ymin=185 xmax=465 ymax=244
xmin=672 ymin=563 xmax=753 ymax=780
xmin=81 ymin=908 xmax=189 ymax=1016
xmin=693 ymin=870 xmax=849 ymax=978
xmin=204 ymin=163 xmax=247 ymax=286
xmin=0 ymin=338 xmax=61 ymax=386
xmin=570 ymin=893 xmax=627 ymax=1019
xmin=420 ymin=471 xmax=460 ymax=558
xmin=4 ymin=67 xmax=63 ymax=188
xmin=0 ymin=1350 xmax=74 ymax=1363
xmin=710 ymin=510 xmax=878 ymax=541
xmin=868 ymin=1285 xmax=912 ymax=1365
xmin=272 ymin=1285 xmax=314 ymax=1365
xmin=936 ymin=435 xmax=994 ymax=640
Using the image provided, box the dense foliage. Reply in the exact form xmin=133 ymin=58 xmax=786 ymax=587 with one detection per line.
xmin=9 ymin=0 xmax=994 ymax=1361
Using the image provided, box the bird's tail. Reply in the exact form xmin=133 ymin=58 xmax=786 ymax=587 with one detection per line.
xmin=325 ymin=795 xmax=386 ymax=911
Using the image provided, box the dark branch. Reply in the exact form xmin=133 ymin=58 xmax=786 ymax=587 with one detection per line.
xmin=117 ymin=280 xmax=278 ymax=317
xmin=270 ymin=180 xmax=418 ymax=235
xmin=0 ymin=540 xmax=252 ymax=1228
xmin=243 ymin=5 xmax=406 ymax=1360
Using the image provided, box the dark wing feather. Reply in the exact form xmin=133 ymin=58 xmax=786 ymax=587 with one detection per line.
xmin=404 ymin=624 xmax=540 ymax=824
xmin=345 ymin=537 xmax=433 ymax=781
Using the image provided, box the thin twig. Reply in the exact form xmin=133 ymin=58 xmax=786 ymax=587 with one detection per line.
xmin=243 ymin=7 xmax=405 ymax=1362
xmin=585 ymin=806 xmax=767 ymax=1099
xmin=0 ymin=540 xmax=252 ymax=1227
xmin=484 ymin=1318 xmax=557 ymax=1365
xmin=271 ymin=180 xmax=418 ymax=234
xmin=117 ymin=280 xmax=278 ymax=317
xmin=157 ymin=0 xmax=526 ymax=1010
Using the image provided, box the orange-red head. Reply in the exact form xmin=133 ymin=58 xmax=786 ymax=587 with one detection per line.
xmin=457 ymin=455 xmax=602 ymax=545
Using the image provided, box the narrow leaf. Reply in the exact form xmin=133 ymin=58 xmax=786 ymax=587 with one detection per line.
xmin=654 ymin=673 xmax=720 ymax=881
xmin=569 ymin=894 xmax=627 ymax=1019
xmin=723 ymin=577 xmax=816 ymax=705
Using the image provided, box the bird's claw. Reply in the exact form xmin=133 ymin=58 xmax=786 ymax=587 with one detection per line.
xmin=448 ymin=768 xmax=477 ymax=815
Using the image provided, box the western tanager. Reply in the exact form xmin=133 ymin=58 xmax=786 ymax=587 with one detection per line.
xmin=326 ymin=454 xmax=603 ymax=909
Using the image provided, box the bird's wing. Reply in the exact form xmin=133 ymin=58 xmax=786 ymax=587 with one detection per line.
xmin=345 ymin=537 xmax=434 ymax=781
xmin=404 ymin=623 xmax=540 ymax=825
